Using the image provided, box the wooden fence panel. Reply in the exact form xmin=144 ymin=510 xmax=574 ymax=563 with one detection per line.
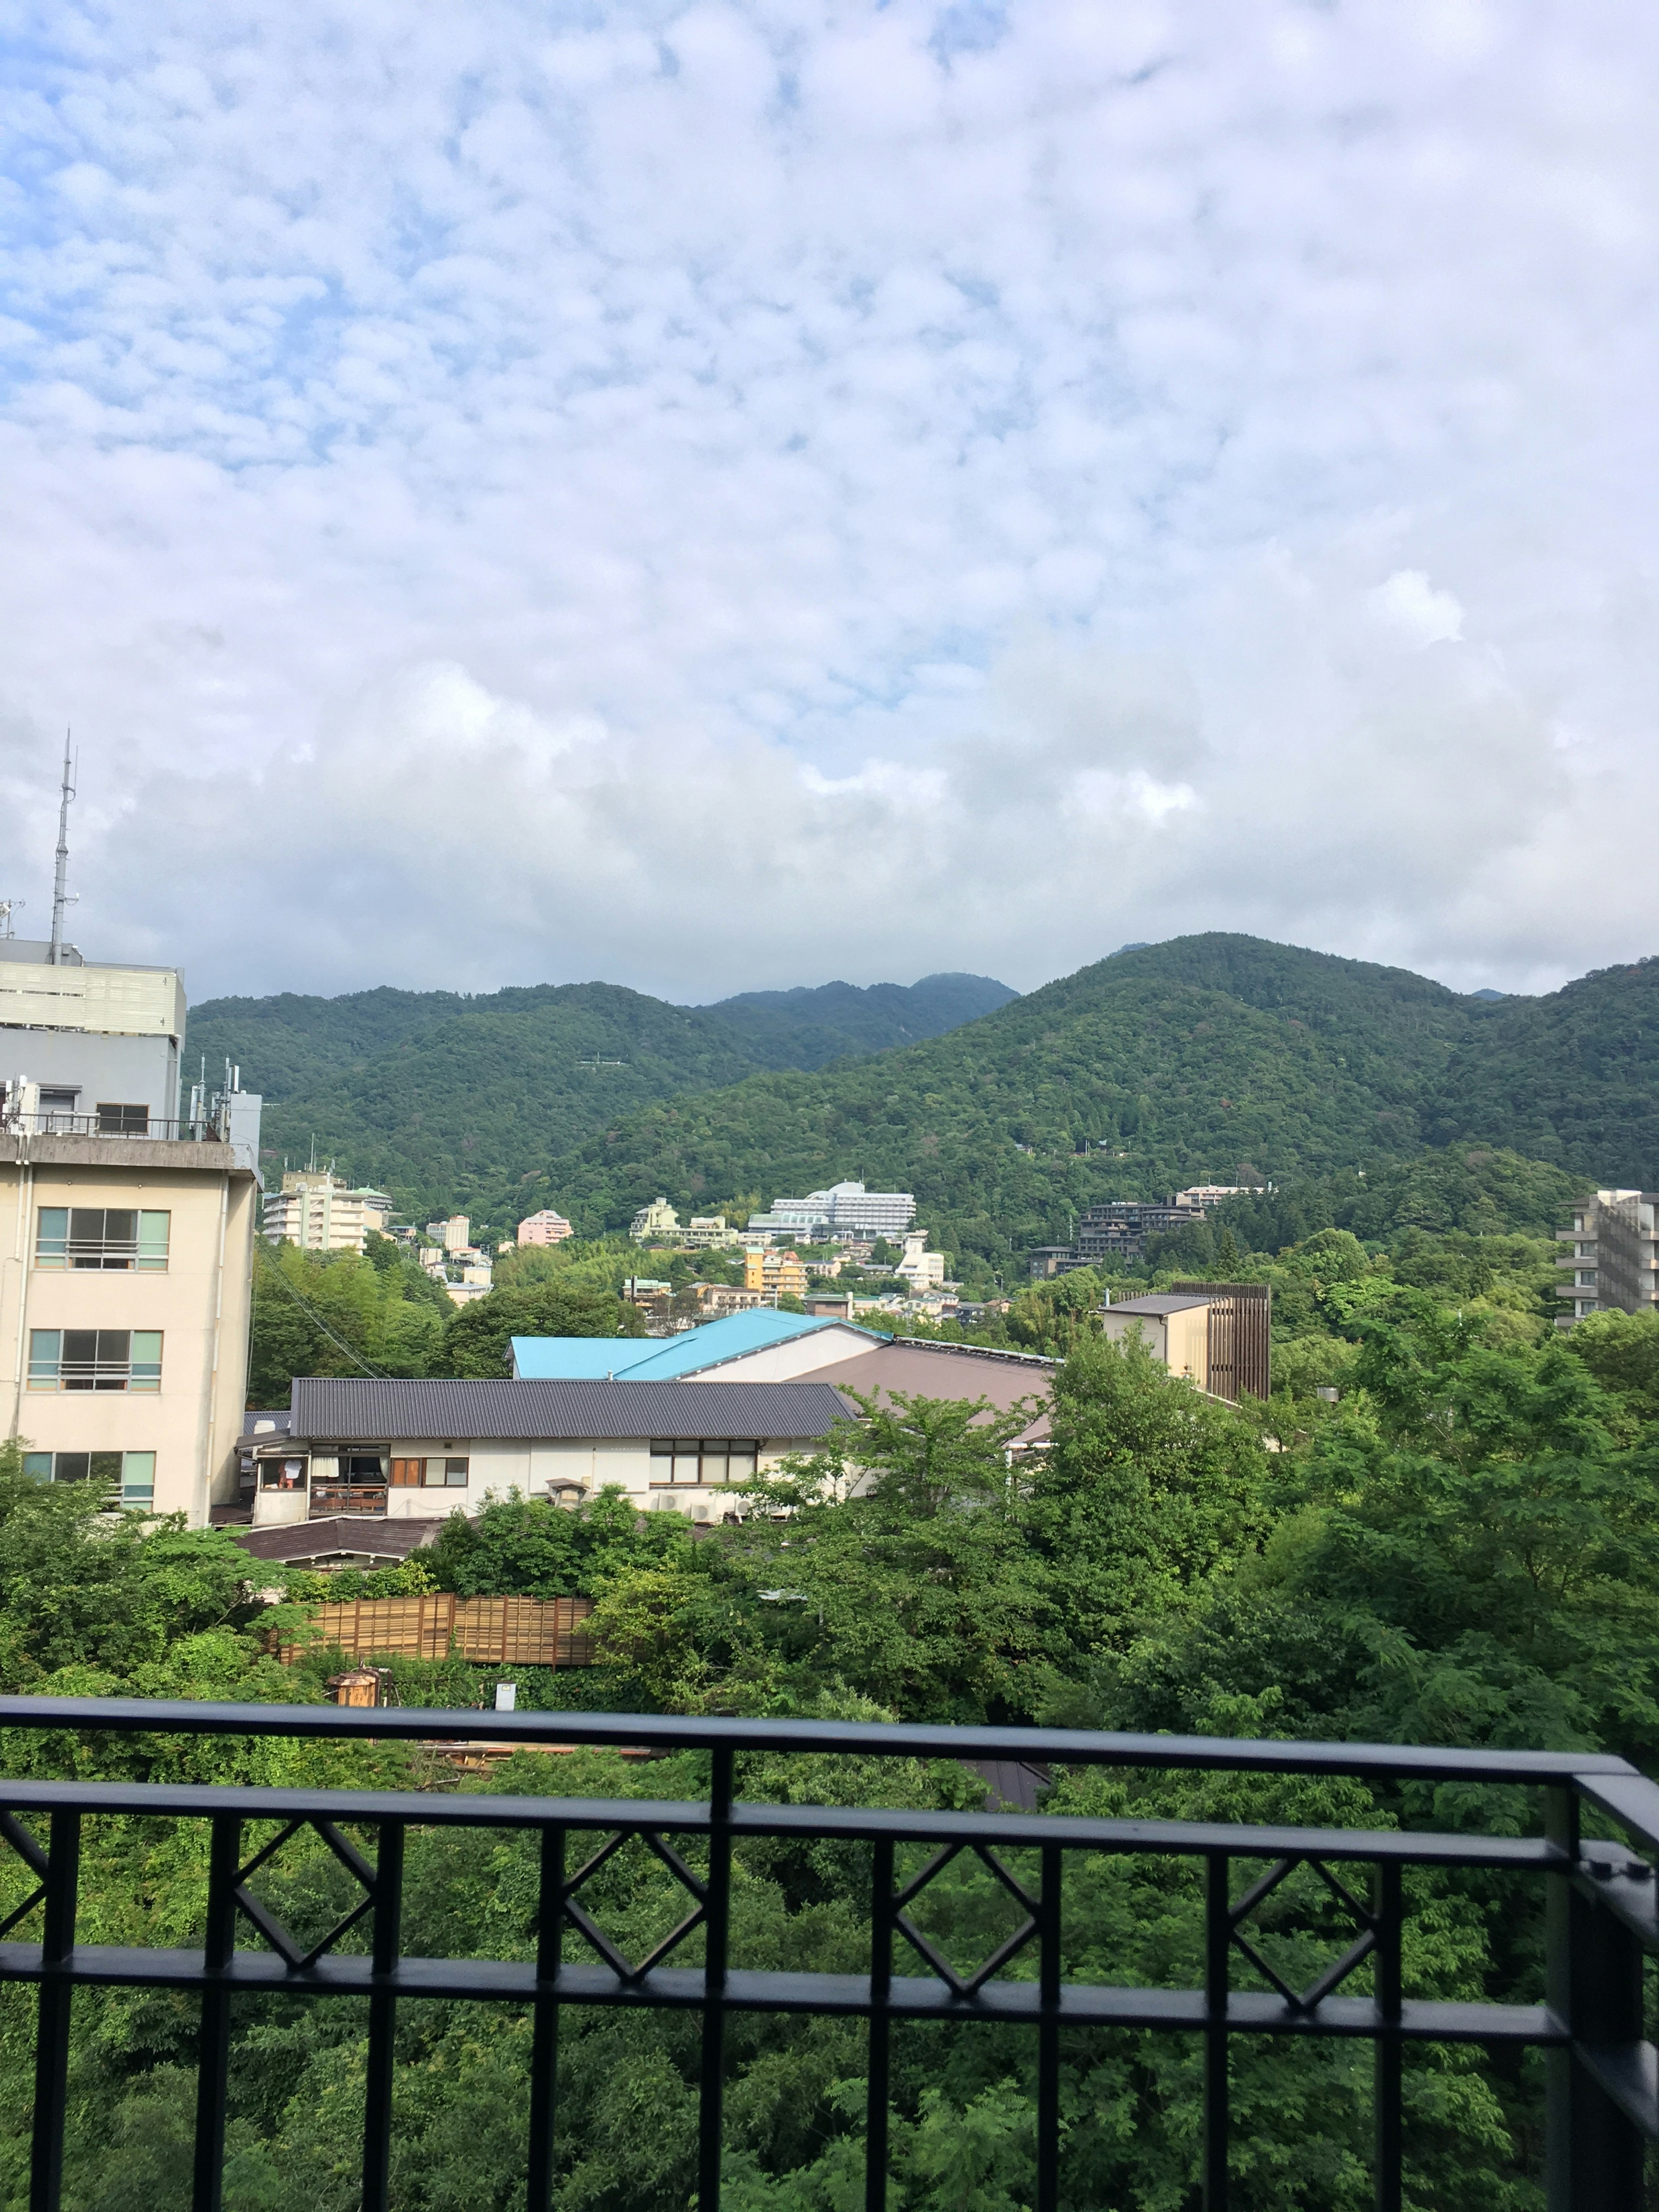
xmin=284 ymin=1593 xmax=595 ymax=1666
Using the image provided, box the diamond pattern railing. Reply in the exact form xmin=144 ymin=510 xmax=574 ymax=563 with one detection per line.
xmin=0 ymin=1699 xmax=1654 ymax=2212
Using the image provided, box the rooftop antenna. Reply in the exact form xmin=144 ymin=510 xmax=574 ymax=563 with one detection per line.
xmin=0 ymin=898 xmax=20 ymax=940
xmin=48 ymin=732 xmax=77 ymax=966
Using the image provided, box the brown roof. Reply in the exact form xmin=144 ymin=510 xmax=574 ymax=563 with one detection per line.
xmin=227 ymin=1516 xmax=451 ymax=1570
xmin=807 ymin=1339 xmax=1054 ymax=1443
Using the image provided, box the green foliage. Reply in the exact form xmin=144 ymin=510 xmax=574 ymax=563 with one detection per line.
xmin=189 ymin=976 xmax=1014 ymax=1236
xmin=422 ymin=1488 xmax=681 ymax=1597
xmin=246 ymin=1239 xmax=450 ymax=1406
xmin=441 ymin=1281 xmax=645 ymax=1379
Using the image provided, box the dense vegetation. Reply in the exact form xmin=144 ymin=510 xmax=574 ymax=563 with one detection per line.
xmin=532 ymin=937 xmax=1614 ymax=1270
xmin=9 ymin=1187 xmax=1659 ymax=2205
xmin=187 ymin=974 xmax=1014 ymax=1237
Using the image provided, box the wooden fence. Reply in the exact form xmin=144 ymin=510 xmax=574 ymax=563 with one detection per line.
xmin=284 ymin=1594 xmax=597 ymax=1668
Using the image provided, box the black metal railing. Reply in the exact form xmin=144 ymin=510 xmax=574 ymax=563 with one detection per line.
xmin=0 ymin=1697 xmax=1656 ymax=2210
xmin=0 ymin=1111 xmax=230 ymax=1142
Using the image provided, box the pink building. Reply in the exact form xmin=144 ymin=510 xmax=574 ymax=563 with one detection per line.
xmin=517 ymin=1208 xmax=574 ymax=1247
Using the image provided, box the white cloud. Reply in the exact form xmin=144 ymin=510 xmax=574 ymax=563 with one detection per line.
xmin=0 ymin=0 xmax=1653 ymax=1007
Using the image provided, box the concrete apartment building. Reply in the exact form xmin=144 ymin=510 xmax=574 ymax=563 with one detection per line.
xmin=1098 ymin=1282 xmax=1271 ymax=1403
xmin=263 ymin=1168 xmax=394 ymax=1253
xmin=1555 ymin=1190 xmax=1659 ymax=1326
xmin=1 ymin=936 xmax=261 ymax=1522
xmin=516 ymin=1208 xmax=573 ymax=1246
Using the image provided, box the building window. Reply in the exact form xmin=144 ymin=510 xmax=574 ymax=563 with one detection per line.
xmin=259 ymin=1456 xmax=309 ymax=1491
xmin=21 ymin=1449 xmax=155 ymax=1504
xmin=423 ymin=1456 xmax=470 ymax=1487
xmin=35 ymin=1208 xmax=170 ymax=1271
xmin=96 ymin=1103 xmax=151 ymax=1135
xmin=650 ymin=1440 xmax=760 ymax=1487
xmin=27 ymin=1330 xmax=162 ymax=1392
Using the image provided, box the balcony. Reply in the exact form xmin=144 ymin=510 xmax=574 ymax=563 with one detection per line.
xmin=1 ymin=1698 xmax=1657 ymax=2209
xmin=307 ymin=1480 xmax=388 ymax=1517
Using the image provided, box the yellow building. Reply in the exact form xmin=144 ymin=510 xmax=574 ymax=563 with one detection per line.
xmin=744 ymin=1247 xmax=808 ymax=1300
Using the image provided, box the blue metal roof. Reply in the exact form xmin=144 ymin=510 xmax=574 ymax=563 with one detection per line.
xmin=510 ymin=1309 xmax=882 ymax=1381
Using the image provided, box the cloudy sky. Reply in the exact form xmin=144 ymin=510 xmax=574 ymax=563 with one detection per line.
xmin=1 ymin=0 xmax=1654 ymax=1005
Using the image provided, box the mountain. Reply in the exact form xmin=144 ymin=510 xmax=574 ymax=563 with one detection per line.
xmin=184 ymin=971 xmax=1017 ymax=1225
xmin=702 ymin=973 xmax=1016 ymax=1067
xmin=534 ymin=937 xmax=1659 ymax=1267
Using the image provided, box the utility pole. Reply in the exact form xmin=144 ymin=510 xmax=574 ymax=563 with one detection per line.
xmin=48 ymin=733 xmax=76 ymax=966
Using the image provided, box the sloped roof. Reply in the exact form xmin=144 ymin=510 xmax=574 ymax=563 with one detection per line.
xmin=1102 ymin=1294 xmax=1212 ymax=1316
xmin=509 ymin=1308 xmax=883 ymax=1381
xmin=806 ymin=1339 xmax=1054 ymax=1443
xmin=290 ymin=1375 xmax=853 ymax=1442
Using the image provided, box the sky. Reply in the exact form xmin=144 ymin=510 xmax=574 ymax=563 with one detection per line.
xmin=0 ymin=0 xmax=1655 ymax=1007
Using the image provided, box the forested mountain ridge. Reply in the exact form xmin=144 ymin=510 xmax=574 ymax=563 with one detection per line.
xmin=537 ymin=936 xmax=1484 ymax=1259
xmin=185 ymin=971 xmax=1016 ymax=1217
xmin=705 ymin=973 xmax=1016 ymax=1063
xmin=537 ymin=937 xmax=1659 ymax=1265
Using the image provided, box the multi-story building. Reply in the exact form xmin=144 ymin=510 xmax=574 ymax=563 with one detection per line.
xmin=426 ymin=1214 xmax=471 ymax=1255
xmin=264 ymin=1170 xmax=394 ymax=1253
xmin=517 ymin=1209 xmax=574 ymax=1247
xmin=1555 ymin=1190 xmax=1657 ymax=1326
xmin=1 ymin=938 xmax=260 ymax=1522
xmin=894 ymin=1230 xmax=947 ymax=1291
xmin=744 ymin=1248 xmax=809 ymax=1300
xmin=747 ymin=1181 xmax=916 ymax=1240
xmin=1030 ymin=1189 xmax=1254 ymax=1278
xmin=631 ymin=1198 xmax=680 ymax=1243
xmin=680 ymin=1214 xmax=740 ymax=1249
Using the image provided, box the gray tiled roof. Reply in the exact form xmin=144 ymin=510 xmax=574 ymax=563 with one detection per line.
xmin=289 ymin=1375 xmax=854 ymax=1442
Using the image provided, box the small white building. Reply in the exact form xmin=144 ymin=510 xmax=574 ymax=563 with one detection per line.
xmin=245 ymin=1375 xmax=852 ymax=1529
xmin=894 ymin=1230 xmax=947 ymax=1291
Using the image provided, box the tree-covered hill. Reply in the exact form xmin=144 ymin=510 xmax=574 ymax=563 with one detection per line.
xmin=539 ymin=935 xmax=1492 ymax=1262
xmin=185 ymin=971 xmax=1016 ymax=1228
xmin=536 ymin=934 xmax=1659 ymax=1268
xmin=704 ymin=972 xmax=1016 ymax=1064
xmin=1424 ymin=953 xmax=1659 ymax=1172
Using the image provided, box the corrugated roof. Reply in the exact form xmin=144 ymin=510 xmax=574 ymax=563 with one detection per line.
xmin=290 ymin=1376 xmax=853 ymax=1441
xmin=509 ymin=1309 xmax=846 ymax=1380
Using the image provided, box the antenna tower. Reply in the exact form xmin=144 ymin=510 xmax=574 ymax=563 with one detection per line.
xmin=48 ymin=733 xmax=77 ymax=966
xmin=0 ymin=899 xmax=20 ymax=940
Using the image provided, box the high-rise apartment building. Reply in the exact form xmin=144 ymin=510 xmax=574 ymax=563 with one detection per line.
xmin=264 ymin=1170 xmax=394 ymax=1253
xmin=1555 ymin=1190 xmax=1659 ymax=1327
xmin=1 ymin=937 xmax=261 ymax=1522
xmin=517 ymin=1209 xmax=574 ymax=1246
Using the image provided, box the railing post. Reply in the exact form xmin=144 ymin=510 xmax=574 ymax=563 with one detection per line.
xmin=1037 ymin=1842 xmax=1062 ymax=2212
xmin=1373 ymin=1861 xmax=1402 ymax=2212
xmin=526 ymin=1826 xmax=564 ymax=2212
xmin=30 ymin=1809 xmax=80 ymax=2212
xmin=1204 ymin=1853 xmax=1228 ymax=2212
xmin=1545 ymin=1784 xmax=1645 ymax=2212
xmin=866 ymin=1837 xmax=893 ymax=2212
xmin=192 ymin=1815 xmax=241 ymax=2212
xmin=362 ymin=1819 xmax=404 ymax=2212
xmin=699 ymin=1748 xmax=734 ymax=2212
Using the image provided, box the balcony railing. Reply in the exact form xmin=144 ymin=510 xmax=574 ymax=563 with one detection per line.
xmin=0 ymin=1697 xmax=1656 ymax=2210
xmin=0 ymin=1110 xmax=231 ymax=1142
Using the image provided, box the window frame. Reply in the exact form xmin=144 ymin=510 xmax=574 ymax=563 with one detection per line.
xmin=27 ymin=1328 xmax=163 ymax=1392
xmin=423 ymin=1456 xmax=469 ymax=1487
xmin=21 ymin=1449 xmax=156 ymax=1504
xmin=34 ymin=1207 xmax=170 ymax=1272
xmin=649 ymin=1439 xmax=761 ymax=1489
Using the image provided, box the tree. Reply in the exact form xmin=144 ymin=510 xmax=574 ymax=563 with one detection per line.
xmin=441 ymin=1281 xmax=645 ymax=1379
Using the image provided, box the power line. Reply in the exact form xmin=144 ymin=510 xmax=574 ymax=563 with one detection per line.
xmin=254 ymin=1244 xmax=386 ymax=1378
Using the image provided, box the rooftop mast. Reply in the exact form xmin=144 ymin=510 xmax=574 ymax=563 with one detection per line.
xmin=48 ymin=732 xmax=76 ymax=966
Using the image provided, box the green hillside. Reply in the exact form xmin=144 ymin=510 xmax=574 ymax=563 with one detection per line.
xmin=538 ymin=936 xmax=1488 ymax=1261
xmin=185 ymin=971 xmax=1016 ymax=1227
xmin=1424 ymin=954 xmax=1659 ymax=1170
xmin=704 ymin=973 xmax=1017 ymax=1065
xmin=536 ymin=935 xmax=1659 ymax=1268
